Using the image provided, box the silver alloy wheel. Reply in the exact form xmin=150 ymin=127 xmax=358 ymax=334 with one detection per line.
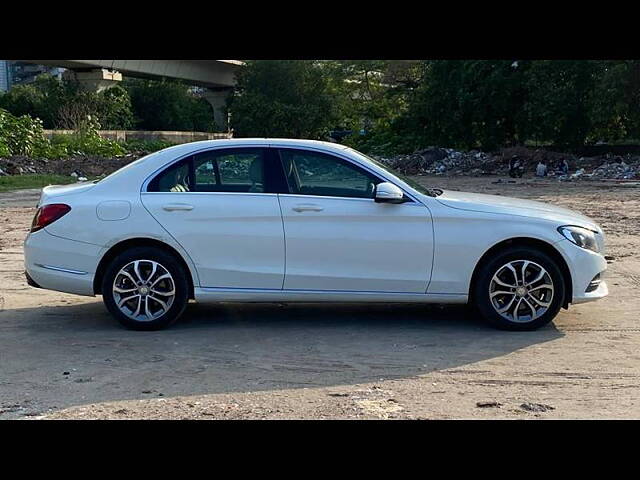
xmin=489 ymin=260 xmax=554 ymax=323
xmin=112 ymin=260 xmax=175 ymax=322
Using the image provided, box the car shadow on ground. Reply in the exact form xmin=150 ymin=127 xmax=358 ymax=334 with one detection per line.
xmin=0 ymin=300 xmax=564 ymax=415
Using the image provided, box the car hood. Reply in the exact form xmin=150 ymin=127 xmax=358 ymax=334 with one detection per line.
xmin=435 ymin=190 xmax=601 ymax=232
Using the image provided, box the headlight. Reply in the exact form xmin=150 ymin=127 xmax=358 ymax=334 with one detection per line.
xmin=558 ymin=225 xmax=600 ymax=253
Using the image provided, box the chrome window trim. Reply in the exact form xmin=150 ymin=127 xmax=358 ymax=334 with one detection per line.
xmin=141 ymin=191 xmax=279 ymax=198
xmin=140 ymin=142 xmax=421 ymax=204
xmin=276 ymin=192 xmax=422 ymax=205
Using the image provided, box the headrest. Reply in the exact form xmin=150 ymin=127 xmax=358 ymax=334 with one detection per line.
xmin=249 ymin=158 xmax=263 ymax=183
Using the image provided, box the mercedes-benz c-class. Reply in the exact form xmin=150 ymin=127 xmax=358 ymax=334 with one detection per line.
xmin=24 ymin=139 xmax=608 ymax=330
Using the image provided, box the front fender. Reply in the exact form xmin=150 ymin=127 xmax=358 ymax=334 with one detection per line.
xmin=427 ymin=203 xmax=565 ymax=294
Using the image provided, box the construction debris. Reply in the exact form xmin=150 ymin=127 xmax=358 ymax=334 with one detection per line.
xmin=1 ymin=146 xmax=640 ymax=181
xmin=373 ymin=147 xmax=640 ymax=180
xmin=373 ymin=148 xmax=498 ymax=176
xmin=0 ymin=154 xmax=138 ymax=178
xmin=591 ymin=161 xmax=638 ymax=180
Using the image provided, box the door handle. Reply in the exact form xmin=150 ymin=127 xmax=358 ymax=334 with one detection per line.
xmin=162 ymin=203 xmax=194 ymax=211
xmin=292 ymin=204 xmax=324 ymax=212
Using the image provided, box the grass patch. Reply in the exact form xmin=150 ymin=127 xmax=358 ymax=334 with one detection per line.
xmin=0 ymin=174 xmax=77 ymax=193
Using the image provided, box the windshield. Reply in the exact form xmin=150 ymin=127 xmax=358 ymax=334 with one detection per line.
xmin=348 ymin=149 xmax=440 ymax=197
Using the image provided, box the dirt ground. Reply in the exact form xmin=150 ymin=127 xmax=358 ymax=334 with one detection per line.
xmin=0 ymin=175 xmax=639 ymax=420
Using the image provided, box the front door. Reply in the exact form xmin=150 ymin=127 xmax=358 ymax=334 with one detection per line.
xmin=276 ymin=148 xmax=433 ymax=293
xmin=141 ymin=147 xmax=285 ymax=289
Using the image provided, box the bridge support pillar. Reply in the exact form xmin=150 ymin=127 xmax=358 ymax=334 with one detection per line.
xmin=63 ymin=68 xmax=122 ymax=92
xmin=203 ymin=88 xmax=233 ymax=133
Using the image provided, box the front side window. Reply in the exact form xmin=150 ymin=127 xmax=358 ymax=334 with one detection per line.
xmin=279 ymin=149 xmax=381 ymax=199
xmin=148 ymin=148 xmax=266 ymax=193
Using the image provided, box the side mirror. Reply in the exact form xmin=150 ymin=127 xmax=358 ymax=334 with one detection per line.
xmin=374 ymin=182 xmax=405 ymax=203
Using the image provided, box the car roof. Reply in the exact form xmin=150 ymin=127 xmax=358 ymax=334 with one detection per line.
xmin=192 ymin=138 xmax=349 ymax=147
xmin=164 ymin=138 xmax=351 ymax=154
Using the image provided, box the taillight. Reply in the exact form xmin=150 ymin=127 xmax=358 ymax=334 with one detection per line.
xmin=30 ymin=204 xmax=71 ymax=233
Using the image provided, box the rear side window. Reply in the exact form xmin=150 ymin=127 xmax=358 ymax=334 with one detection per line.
xmin=193 ymin=149 xmax=265 ymax=193
xmin=150 ymin=159 xmax=191 ymax=193
xmin=279 ymin=149 xmax=381 ymax=199
xmin=148 ymin=148 xmax=267 ymax=193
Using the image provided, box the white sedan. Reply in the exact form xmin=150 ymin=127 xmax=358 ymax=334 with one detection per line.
xmin=24 ymin=139 xmax=608 ymax=331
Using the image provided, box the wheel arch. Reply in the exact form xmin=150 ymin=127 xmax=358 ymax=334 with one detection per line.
xmin=469 ymin=237 xmax=572 ymax=309
xmin=93 ymin=237 xmax=195 ymax=299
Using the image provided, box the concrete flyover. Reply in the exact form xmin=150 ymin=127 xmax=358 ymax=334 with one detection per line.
xmin=20 ymin=60 xmax=244 ymax=130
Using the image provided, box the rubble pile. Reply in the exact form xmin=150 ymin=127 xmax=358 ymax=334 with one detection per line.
xmin=590 ymin=159 xmax=639 ymax=180
xmin=373 ymin=147 xmax=504 ymax=176
xmin=374 ymin=147 xmax=640 ymax=180
xmin=1 ymin=147 xmax=639 ymax=181
xmin=0 ymin=154 xmax=139 ymax=178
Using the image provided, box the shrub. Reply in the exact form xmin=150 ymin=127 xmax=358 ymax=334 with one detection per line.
xmin=0 ymin=108 xmax=125 ymax=159
xmin=0 ymin=140 xmax=10 ymax=157
xmin=0 ymin=74 xmax=134 ymax=130
xmin=50 ymin=116 xmax=125 ymax=157
xmin=0 ymin=108 xmax=51 ymax=156
xmin=342 ymin=129 xmax=424 ymax=156
xmin=121 ymin=138 xmax=176 ymax=154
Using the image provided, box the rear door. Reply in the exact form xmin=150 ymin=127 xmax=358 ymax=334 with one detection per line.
xmin=141 ymin=147 xmax=286 ymax=289
xmin=276 ymin=148 xmax=433 ymax=293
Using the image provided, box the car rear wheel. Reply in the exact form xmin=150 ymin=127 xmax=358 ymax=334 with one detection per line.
xmin=102 ymin=247 xmax=189 ymax=330
xmin=473 ymin=246 xmax=565 ymax=331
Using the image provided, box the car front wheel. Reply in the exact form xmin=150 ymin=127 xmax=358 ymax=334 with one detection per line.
xmin=102 ymin=247 xmax=189 ymax=330
xmin=473 ymin=246 xmax=566 ymax=331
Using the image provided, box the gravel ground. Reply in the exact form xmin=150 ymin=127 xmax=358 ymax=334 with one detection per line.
xmin=0 ymin=175 xmax=638 ymax=419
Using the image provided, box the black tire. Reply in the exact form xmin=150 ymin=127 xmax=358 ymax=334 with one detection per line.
xmin=102 ymin=246 xmax=189 ymax=331
xmin=472 ymin=246 xmax=565 ymax=331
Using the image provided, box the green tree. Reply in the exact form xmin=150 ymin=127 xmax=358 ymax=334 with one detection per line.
xmin=588 ymin=60 xmax=640 ymax=142
xmin=56 ymin=83 xmax=134 ymax=130
xmin=462 ymin=60 xmax=531 ymax=149
xmin=522 ymin=60 xmax=598 ymax=148
xmin=229 ymin=60 xmax=337 ymax=139
xmin=396 ymin=60 xmax=531 ymax=151
xmin=394 ymin=60 xmax=614 ymax=151
xmin=0 ymin=74 xmax=63 ymax=128
xmin=125 ymin=78 xmax=214 ymax=131
xmin=0 ymin=74 xmax=134 ymax=130
xmin=322 ymin=60 xmax=421 ymax=133
xmin=96 ymin=85 xmax=135 ymax=130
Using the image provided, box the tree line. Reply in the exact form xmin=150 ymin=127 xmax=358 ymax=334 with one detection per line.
xmin=231 ymin=60 xmax=640 ymax=153
xmin=1 ymin=60 xmax=638 ymax=154
xmin=0 ymin=75 xmax=216 ymax=132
